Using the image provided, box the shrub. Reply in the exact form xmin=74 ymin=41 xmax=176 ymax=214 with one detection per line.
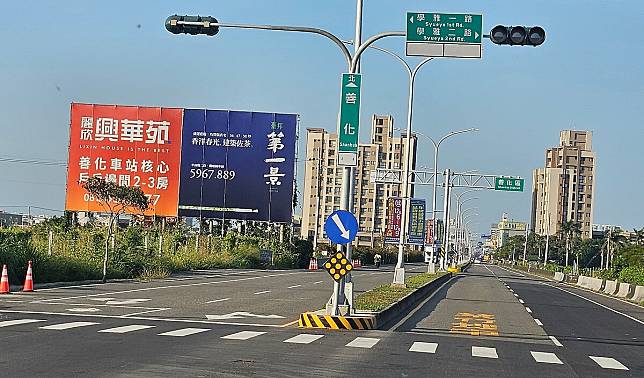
xmin=618 ymin=266 xmax=644 ymax=286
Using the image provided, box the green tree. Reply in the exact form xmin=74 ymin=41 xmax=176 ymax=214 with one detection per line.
xmin=602 ymin=228 xmax=627 ymax=270
xmin=82 ymin=177 xmax=148 ymax=282
xmin=633 ymin=227 xmax=644 ymax=246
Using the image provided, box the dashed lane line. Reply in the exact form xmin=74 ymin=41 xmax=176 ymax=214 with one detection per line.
xmin=159 ymin=328 xmax=210 ymax=337
xmin=37 ymin=271 xmax=307 ymax=303
xmin=206 ymin=298 xmax=231 ymax=304
xmin=287 ymin=285 xmax=302 ymax=289
xmin=40 ymin=321 xmax=99 ymax=330
xmin=531 ymin=351 xmax=563 ymax=364
xmin=589 ymin=356 xmax=629 ymax=370
xmin=98 ymin=325 xmax=155 ymax=334
xmin=525 ymin=307 xmax=532 ymax=313
xmin=519 ymin=299 xmax=525 ymax=304
xmin=121 ymin=308 xmax=172 ymax=317
xmin=0 ymin=319 xmax=46 ymax=327
xmin=253 ymin=290 xmax=271 ymax=295
xmin=471 ymin=346 xmax=498 ymax=359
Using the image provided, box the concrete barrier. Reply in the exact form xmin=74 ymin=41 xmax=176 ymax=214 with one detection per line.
xmin=615 ymin=283 xmax=632 ymax=298
xmin=586 ymin=277 xmax=604 ymax=291
xmin=603 ymin=280 xmax=618 ymax=295
xmin=554 ymin=272 xmax=565 ymax=282
xmin=631 ymin=285 xmax=644 ymax=303
xmin=577 ymin=275 xmax=587 ymax=287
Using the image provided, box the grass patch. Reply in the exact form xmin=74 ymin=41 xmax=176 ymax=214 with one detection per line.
xmin=355 ymin=272 xmax=447 ymax=312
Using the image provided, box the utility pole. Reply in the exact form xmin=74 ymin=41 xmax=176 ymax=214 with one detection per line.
xmin=522 ymin=225 xmax=528 ymax=263
xmin=441 ymin=169 xmax=452 ymax=270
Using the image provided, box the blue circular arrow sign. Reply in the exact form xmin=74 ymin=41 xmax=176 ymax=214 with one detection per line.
xmin=324 ymin=210 xmax=359 ymax=245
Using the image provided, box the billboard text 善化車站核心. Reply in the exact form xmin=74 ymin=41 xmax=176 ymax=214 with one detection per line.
xmin=65 ymin=103 xmax=184 ymax=217
xmin=177 ymin=110 xmax=298 ymax=223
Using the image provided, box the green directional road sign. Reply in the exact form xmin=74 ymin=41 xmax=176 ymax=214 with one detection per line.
xmin=337 ymin=73 xmax=361 ymax=166
xmin=495 ymin=177 xmax=524 ymax=192
xmin=406 ymin=12 xmax=483 ymax=58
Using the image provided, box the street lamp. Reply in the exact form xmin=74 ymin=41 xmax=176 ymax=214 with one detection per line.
xmin=413 ymin=129 xmax=478 ymax=249
xmin=344 ymin=40 xmax=433 ymax=286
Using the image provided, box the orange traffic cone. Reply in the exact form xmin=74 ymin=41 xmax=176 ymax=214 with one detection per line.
xmin=0 ymin=264 xmax=9 ymax=294
xmin=23 ymin=260 xmax=34 ymax=292
xmin=308 ymin=258 xmax=318 ymax=271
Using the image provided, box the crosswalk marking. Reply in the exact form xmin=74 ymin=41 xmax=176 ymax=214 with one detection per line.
xmin=471 ymin=346 xmax=498 ymax=359
xmin=283 ymin=334 xmax=324 ymax=344
xmin=346 ymin=337 xmax=380 ymax=349
xmin=589 ymin=356 xmax=629 ymax=370
xmin=98 ymin=325 xmax=155 ymax=334
xmin=409 ymin=342 xmax=438 ymax=354
xmin=0 ymin=319 xmax=45 ymax=328
xmin=221 ymin=331 xmax=266 ymax=340
xmin=40 ymin=322 xmax=99 ymax=330
xmin=531 ymin=351 xmax=563 ymax=364
xmin=159 ymin=328 xmax=210 ymax=337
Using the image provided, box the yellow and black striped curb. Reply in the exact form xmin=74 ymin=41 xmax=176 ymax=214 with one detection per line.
xmin=298 ymin=312 xmax=375 ymax=330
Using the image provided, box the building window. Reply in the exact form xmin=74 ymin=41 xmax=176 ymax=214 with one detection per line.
xmin=376 ymin=118 xmax=384 ymax=126
xmin=327 ymin=168 xmax=333 ymax=175
xmin=329 ymin=140 xmax=337 ymax=147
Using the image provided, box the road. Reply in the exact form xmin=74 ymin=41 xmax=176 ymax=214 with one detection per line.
xmin=0 ymin=263 xmax=642 ymax=377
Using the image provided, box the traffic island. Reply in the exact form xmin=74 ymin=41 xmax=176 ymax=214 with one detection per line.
xmin=357 ymin=271 xmax=452 ymax=330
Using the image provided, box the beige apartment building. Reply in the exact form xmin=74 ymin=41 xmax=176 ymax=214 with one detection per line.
xmin=300 ymin=115 xmax=417 ymax=248
xmin=531 ymin=130 xmax=596 ymax=239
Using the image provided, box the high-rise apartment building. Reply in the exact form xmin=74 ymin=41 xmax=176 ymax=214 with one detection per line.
xmin=300 ymin=115 xmax=417 ymax=247
xmin=531 ymin=130 xmax=596 ymax=239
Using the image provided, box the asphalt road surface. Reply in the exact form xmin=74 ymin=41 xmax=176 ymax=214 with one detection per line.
xmin=1 ymin=263 xmax=642 ymax=377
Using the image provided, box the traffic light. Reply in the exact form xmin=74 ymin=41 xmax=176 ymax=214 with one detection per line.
xmin=165 ymin=15 xmax=219 ymax=36
xmin=489 ymin=25 xmax=545 ymax=46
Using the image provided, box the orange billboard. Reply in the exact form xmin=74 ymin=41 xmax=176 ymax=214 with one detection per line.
xmin=65 ymin=103 xmax=183 ymax=217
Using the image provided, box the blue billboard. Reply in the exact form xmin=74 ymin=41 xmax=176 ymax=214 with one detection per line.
xmin=177 ymin=109 xmax=297 ymax=223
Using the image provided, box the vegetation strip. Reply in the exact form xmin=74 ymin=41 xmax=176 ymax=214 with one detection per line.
xmin=355 ymin=272 xmax=448 ymax=312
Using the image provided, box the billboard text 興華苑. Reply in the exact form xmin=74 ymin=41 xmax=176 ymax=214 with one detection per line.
xmin=65 ymin=103 xmax=183 ymax=217
xmin=177 ymin=110 xmax=297 ymax=223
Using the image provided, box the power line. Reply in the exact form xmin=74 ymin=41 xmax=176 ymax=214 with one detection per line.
xmin=0 ymin=155 xmax=67 ymax=167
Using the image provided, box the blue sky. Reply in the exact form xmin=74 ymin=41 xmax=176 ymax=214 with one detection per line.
xmin=1 ymin=1 xmax=643 ymax=234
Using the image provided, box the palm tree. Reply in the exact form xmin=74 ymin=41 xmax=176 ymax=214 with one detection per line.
xmin=560 ymin=221 xmax=581 ymax=267
xmin=633 ymin=227 xmax=644 ymax=246
xmin=601 ymin=228 xmax=627 ymax=270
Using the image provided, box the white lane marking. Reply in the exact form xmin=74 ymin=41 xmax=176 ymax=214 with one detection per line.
xmin=509 ymin=289 xmax=514 ymax=293
xmin=121 ymin=308 xmax=171 ymax=317
xmin=206 ymin=312 xmax=285 ymax=320
xmin=0 ymin=319 xmax=45 ymax=328
xmin=312 ymin=281 xmax=324 ymax=285
xmin=549 ymin=336 xmax=563 ymax=347
xmin=287 ymin=285 xmax=302 ymax=289
xmin=589 ymin=356 xmax=629 ymax=370
xmin=98 ymin=324 xmax=155 ymax=334
xmin=542 ymin=283 xmax=644 ymax=326
xmin=221 ymin=331 xmax=266 ymax=340
xmin=159 ymin=328 xmax=210 ymax=337
xmin=254 ymin=290 xmax=271 ymax=295
xmin=409 ymin=342 xmax=438 ymax=354
xmin=40 ymin=321 xmax=99 ymax=330
xmin=283 ymin=334 xmax=324 ymax=344
xmin=534 ymin=319 xmax=543 ymax=326
xmin=495 ymin=265 xmax=526 ymax=277
xmin=38 ymin=271 xmax=305 ymax=302
xmin=531 ymin=351 xmax=563 ymax=364
xmin=67 ymin=308 xmax=100 ymax=312
xmin=105 ymin=299 xmax=151 ymax=305
xmin=519 ymin=299 xmax=525 ymax=304
xmin=471 ymin=346 xmax=498 ymax=359
xmin=514 ymin=293 xmax=519 ymax=297
xmin=526 ymin=307 xmax=532 ymax=313
xmin=206 ymin=298 xmax=231 ymax=304
xmin=346 ymin=337 xmax=380 ymax=349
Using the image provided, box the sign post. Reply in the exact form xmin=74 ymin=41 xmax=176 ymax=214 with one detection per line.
xmin=494 ymin=177 xmax=524 ymax=192
xmin=323 ymin=210 xmax=358 ymax=316
xmin=337 ymin=73 xmax=362 ymax=166
xmin=406 ymin=12 xmax=483 ymax=58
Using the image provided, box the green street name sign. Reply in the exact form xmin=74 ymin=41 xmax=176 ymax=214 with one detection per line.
xmin=406 ymin=12 xmax=483 ymax=58
xmin=495 ymin=177 xmax=524 ymax=192
xmin=337 ymin=73 xmax=361 ymax=166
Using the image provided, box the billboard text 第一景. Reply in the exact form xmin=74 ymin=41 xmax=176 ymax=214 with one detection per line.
xmin=65 ymin=103 xmax=183 ymax=217
xmin=177 ymin=110 xmax=297 ymax=223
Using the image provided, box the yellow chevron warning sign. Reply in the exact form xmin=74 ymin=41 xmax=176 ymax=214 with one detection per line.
xmin=323 ymin=252 xmax=353 ymax=281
